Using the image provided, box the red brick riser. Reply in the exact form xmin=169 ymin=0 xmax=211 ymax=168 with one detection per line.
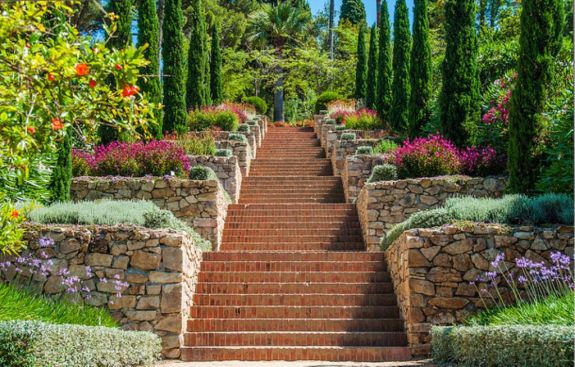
xmin=183 ymin=126 xmax=410 ymax=361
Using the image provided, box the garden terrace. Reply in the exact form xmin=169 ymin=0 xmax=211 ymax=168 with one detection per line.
xmin=331 ymin=138 xmax=381 ymax=176
xmin=187 ymin=155 xmax=241 ymax=203
xmin=343 ymin=153 xmax=390 ymax=203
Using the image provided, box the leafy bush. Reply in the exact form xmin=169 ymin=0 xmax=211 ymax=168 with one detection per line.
xmin=165 ymin=132 xmax=217 ymax=156
xmin=72 ymin=141 xmax=191 ymax=177
xmin=246 ymin=120 xmax=257 ymax=126
xmin=356 ymin=146 xmax=373 ymax=155
xmin=344 ymin=108 xmax=383 ymax=130
xmin=381 ymin=208 xmax=453 ymax=248
xmin=432 ymin=325 xmax=574 ymax=367
xmin=237 ymin=124 xmax=250 ymax=132
xmin=228 ymin=133 xmax=247 ymax=142
xmin=368 ymin=164 xmax=398 ymax=183
xmin=335 ymin=125 xmax=348 ymax=131
xmin=341 ymin=133 xmax=356 ymax=141
xmin=315 ymin=91 xmax=341 ymax=113
xmin=215 ymin=149 xmax=232 ymax=157
xmin=0 ymin=202 xmax=29 ymax=255
xmin=189 ymin=166 xmax=217 ymax=181
xmin=324 ymin=118 xmax=336 ymax=125
xmin=0 ymin=320 xmax=161 ymax=367
xmin=330 ymin=110 xmax=352 ymax=124
xmin=373 ymin=139 xmax=398 ymax=154
xmin=394 ymin=135 xmax=462 ymax=178
xmin=189 ymin=108 xmax=239 ymax=131
xmin=242 ymin=96 xmax=268 ymax=114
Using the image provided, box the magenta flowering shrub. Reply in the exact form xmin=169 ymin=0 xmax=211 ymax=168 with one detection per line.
xmin=395 ymin=135 xmax=462 ymax=178
xmin=459 ymin=146 xmax=504 ymax=176
xmin=72 ymin=141 xmax=190 ymax=177
xmin=343 ymin=108 xmax=383 ymax=130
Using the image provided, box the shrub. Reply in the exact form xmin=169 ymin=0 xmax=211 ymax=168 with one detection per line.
xmin=0 ymin=202 xmax=29 ymax=255
xmin=344 ymin=108 xmax=383 ymax=130
xmin=237 ymin=124 xmax=250 ymax=132
xmin=246 ymin=120 xmax=257 ymax=126
xmin=326 ymin=99 xmax=356 ymax=114
xmin=335 ymin=125 xmax=348 ymax=131
xmin=394 ymin=134 xmax=461 ymax=178
xmin=218 ymin=102 xmax=254 ymax=123
xmin=215 ymin=149 xmax=232 ymax=157
xmin=315 ymin=91 xmax=341 ymax=113
xmin=71 ymin=150 xmax=92 ymax=177
xmin=368 ymin=164 xmax=398 ymax=183
xmin=165 ymin=132 xmax=217 ymax=156
xmin=330 ymin=110 xmax=352 ymax=124
xmin=228 ymin=133 xmax=247 ymax=142
xmin=356 ymin=146 xmax=373 ymax=155
xmin=432 ymin=325 xmax=574 ymax=367
xmin=189 ymin=108 xmax=239 ymax=131
xmin=373 ymin=139 xmax=398 ymax=154
xmin=189 ymin=166 xmax=217 ymax=181
xmin=381 ymin=208 xmax=453 ymax=249
xmin=0 ymin=320 xmax=161 ymax=367
xmin=459 ymin=146 xmax=503 ymax=176
xmin=341 ymin=133 xmax=356 ymax=141
xmin=324 ymin=118 xmax=336 ymax=125
xmin=242 ymin=96 xmax=268 ymax=114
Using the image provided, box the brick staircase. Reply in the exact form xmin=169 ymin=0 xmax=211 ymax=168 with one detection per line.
xmin=182 ymin=126 xmax=410 ymax=361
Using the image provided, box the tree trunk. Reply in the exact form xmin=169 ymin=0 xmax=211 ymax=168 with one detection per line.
xmin=328 ymin=0 xmax=335 ymax=59
xmin=273 ymin=75 xmax=284 ymax=122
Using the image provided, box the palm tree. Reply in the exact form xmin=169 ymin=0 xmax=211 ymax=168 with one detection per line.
xmin=248 ymin=3 xmax=311 ymax=121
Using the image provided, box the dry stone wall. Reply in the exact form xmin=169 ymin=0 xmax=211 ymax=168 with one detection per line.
xmin=357 ymin=176 xmax=507 ymax=250
xmin=331 ymin=139 xmax=380 ymax=176
xmin=386 ymin=223 xmax=574 ymax=355
xmin=216 ymin=140 xmax=252 ymax=177
xmin=342 ymin=154 xmax=389 ymax=203
xmin=187 ymin=155 xmax=241 ymax=203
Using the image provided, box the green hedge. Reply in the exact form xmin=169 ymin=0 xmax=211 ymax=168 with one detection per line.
xmin=314 ymin=91 xmax=340 ymax=113
xmin=242 ymin=96 xmax=268 ymax=114
xmin=432 ymin=325 xmax=574 ymax=367
xmin=0 ymin=320 xmax=161 ymax=367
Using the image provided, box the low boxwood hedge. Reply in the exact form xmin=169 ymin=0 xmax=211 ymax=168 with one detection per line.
xmin=432 ymin=325 xmax=574 ymax=367
xmin=0 ymin=320 xmax=161 ymax=367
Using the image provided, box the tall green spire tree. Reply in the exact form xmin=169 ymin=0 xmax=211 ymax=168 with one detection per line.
xmin=354 ymin=25 xmax=368 ymax=101
xmin=108 ymin=0 xmax=133 ymax=49
xmin=390 ymin=0 xmax=411 ymax=132
xmin=507 ymin=0 xmax=564 ymax=193
xmin=376 ymin=0 xmax=392 ymax=123
xmin=186 ymin=0 xmax=209 ymax=109
xmin=138 ymin=0 xmax=162 ymax=138
xmin=50 ymin=133 xmax=73 ymax=202
xmin=210 ymin=23 xmax=223 ymax=105
xmin=162 ymin=0 xmax=188 ymax=133
xmin=408 ymin=0 xmax=432 ymax=137
xmin=339 ymin=0 xmax=366 ymax=25
xmin=439 ymin=0 xmax=480 ymax=146
xmin=365 ymin=25 xmax=379 ymax=109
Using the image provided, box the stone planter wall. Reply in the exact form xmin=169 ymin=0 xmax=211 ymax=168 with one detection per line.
xmin=216 ymin=140 xmax=252 ymax=177
xmin=249 ymin=124 xmax=262 ymax=148
xmin=331 ymin=139 xmax=380 ymax=176
xmin=356 ymin=176 xmax=507 ymax=251
xmin=71 ymin=177 xmax=230 ymax=249
xmin=386 ymin=223 xmax=574 ymax=356
xmin=187 ymin=155 xmax=242 ymax=203
xmin=15 ymin=224 xmax=204 ymax=359
xmin=342 ymin=154 xmax=389 ymax=203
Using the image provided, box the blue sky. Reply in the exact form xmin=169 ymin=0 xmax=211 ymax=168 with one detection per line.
xmin=309 ymin=0 xmax=414 ymax=27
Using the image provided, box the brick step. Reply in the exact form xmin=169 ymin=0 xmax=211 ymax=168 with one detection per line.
xmin=255 ymin=153 xmax=326 ymax=158
xmin=234 ymin=193 xmax=346 ymax=200
xmin=180 ymin=346 xmax=412 ymax=361
xmin=249 ymin=167 xmax=333 ymax=173
xmin=238 ymin=198 xmax=344 ymax=204
xmin=184 ymin=331 xmax=407 ymax=347
xmin=249 ymin=172 xmax=333 ymax=177
xmin=193 ymin=293 xmax=397 ymax=306
xmin=238 ymin=194 xmax=344 ymax=200
xmin=252 ymin=159 xmax=331 ymax=164
xmin=190 ymin=305 xmax=400 ymax=319
xmin=227 ymin=204 xmax=354 ymax=211
xmin=241 ymin=177 xmax=342 ymax=182
xmin=195 ymin=282 xmax=393 ymax=294
xmin=201 ymin=261 xmax=382 ymax=272
xmin=222 ymin=229 xmax=362 ymax=237
xmin=220 ymin=242 xmax=365 ymax=251
xmin=239 ymin=185 xmax=343 ymax=192
xmin=198 ymin=271 xmax=390 ymax=283
xmin=221 ymin=235 xmax=364 ymax=243
xmin=202 ymin=251 xmax=384 ymax=262
xmin=187 ymin=318 xmax=404 ymax=332
xmin=224 ymin=222 xmax=360 ymax=229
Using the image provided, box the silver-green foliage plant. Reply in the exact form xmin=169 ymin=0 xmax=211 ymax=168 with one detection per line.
xmin=189 ymin=166 xmax=217 ymax=181
xmin=237 ymin=124 xmax=250 ymax=132
xmin=356 ymin=146 xmax=373 ymax=155
xmin=381 ymin=208 xmax=453 ymax=248
xmin=335 ymin=125 xmax=348 ymax=131
xmin=215 ymin=149 xmax=232 ymax=157
xmin=228 ymin=133 xmax=247 ymax=142
xmin=368 ymin=164 xmax=398 ymax=183
xmin=341 ymin=133 xmax=356 ymax=141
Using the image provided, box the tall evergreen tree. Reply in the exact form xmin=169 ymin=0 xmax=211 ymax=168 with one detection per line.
xmin=328 ymin=0 xmax=335 ymax=59
xmin=162 ymin=0 xmax=188 ymax=133
xmin=408 ymin=0 xmax=432 ymax=137
xmin=390 ymin=0 xmax=411 ymax=132
xmin=186 ymin=0 xmax=209 ymax=109
xmin=439 ymin=0 xmax=480 ymax=146
xmin=365 ymin=25 xmax=379 ymax=109
xmin=376 ymin=0 xmax=392 ymax=122
xmin=354 ymin=25 xmax=368 ymax=101
xmin=108 ymin=0 xmax=132 ymax=49
xmin=210 ymin=23 xmax=224 ymax=105
xmin=138 ymin=0 xmax=162 ymax=138
xmin=507 ymin=0 xmax=564 ymax=193
xmin=340 ymin=0 xmax=366 ymax=25
xmin=50 ymin=134 xmax=72 ymax=202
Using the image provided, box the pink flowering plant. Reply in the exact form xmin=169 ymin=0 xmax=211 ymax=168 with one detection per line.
xmin=330 ymin=110 xmax=352 ymax=125
xmin=343 ymin=108 xmax=384 ymax=130
xmin=72 ymin=141 xmax=190 ymax=177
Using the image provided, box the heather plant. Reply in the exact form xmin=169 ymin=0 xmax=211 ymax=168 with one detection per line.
xmin=189 ymin=108 xmax=239 ymax=131
xmin=459 ymin=146 xmax=503 ymax=176
xmin=395 ymin=135 xmax=462 ymax=178
xmin=344 ymin=109 xmax=383 ymax=130
xmin=219 ymin=102 xmax=256 ymax=123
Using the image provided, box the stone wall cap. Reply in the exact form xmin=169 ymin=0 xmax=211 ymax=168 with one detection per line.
xmin=24 ymin=222 xmax=190 ymax=237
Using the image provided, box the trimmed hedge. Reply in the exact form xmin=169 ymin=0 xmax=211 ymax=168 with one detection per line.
xmin=315 ymin=91 xmax=341 ymax=113
xmin=432 ymin=325 xmax=574 ymax=367
xmin=243 ymin=96 xmax=268 ymax=114
xmin=0 ymin=320 xmax=161 ymax=367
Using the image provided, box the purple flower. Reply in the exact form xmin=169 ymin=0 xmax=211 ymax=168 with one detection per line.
xmin=490 ymin=252 xmax=505 ymax=268
xmin=38 ymin=237 xmax=54 ymax=248
xmin=550 ymin=251 xmax=571 ymax=266
xmin=517 ymin=275 xmax=528 ymax=284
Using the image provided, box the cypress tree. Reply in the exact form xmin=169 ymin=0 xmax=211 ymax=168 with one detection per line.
xmin=365 ymin=25 xmax=379 ymax=109
xmin=408 ymin=0 xmax=432 ymax=137
xmin=210 ymin=23 xmax=224 ymax=105
xmin=50 ymin=134 xmax=72 ymax=202
xmin=354 ymin=25 xmax=368 ymax=101
xmin=390 ymin=0 xmax=411 ymax=132
xmin=108 ymin=0 xmax=133 ymax=49
xmin=439 ymin=0 xmax=480 ymax=146
xmin=340 ymin=0 xmax=366 ymax=25
xmin=507 ymin=0 xmax=564 ymax=193
xmin=186 ymin=0 xmax=209 ymax=109
xmin=137 ymin=0 xmax=162 ymax=138
xmin=162 ymin=0 xmax=188 ymax=133
xmin=376 ymin=0 xmax=392 ymax=122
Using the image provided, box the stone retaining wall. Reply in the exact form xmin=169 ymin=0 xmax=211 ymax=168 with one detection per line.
xmin=386 ymin=223 xmax=574 ymax=356
xmin=71 ymin=177 xmax=230 ymax=249
xmin=15 ymin=224 xmax=203 ymax=359
xmin=216 ymin=140 xmax=252 ymax=177
xmin=342 ymin=154 xmax=389 ymax=203
xmin=249 ymin=124 xmax=262 ymax=148
xmin=187 ymin=155 xmax=242 ymax=203
xmin=357 ymin=176 xmax=507 ymax=250
xmin=331 ymin=139 xmax=380 ymax=176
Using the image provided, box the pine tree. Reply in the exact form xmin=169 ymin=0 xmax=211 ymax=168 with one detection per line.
xmin=50 ymin=134 xmax=72 ymax=202
xmin=439 ymin=0 xmax=480 ymax=146
xmin=507 ymin=0 xmax=564 ymax=193
xmin=390 ymin=0 xmax=411 ymax=132
xmin=354 ymin=25 xmax=368 ymax=101
xmin=408 ymin=0 xmax=432 ymax=137
xmin=186 ymin=0 xmax=209 ymax=109
xmin=210 ymin=23 xmax=223 ymax=105
xmin=365 ymin=25 xmax=379 ymax=109
xmin=108 ymin=0 xmax=133 ymax=49
xmin=340 ymin=0 xmax=366 ymax=25
xmin=376 ymin=0 xmax=392 ymax=122
xmin=162 ymin=0 xmax=188 ymax=133
xmin=138 ymin=0 xmax=162 ymax=138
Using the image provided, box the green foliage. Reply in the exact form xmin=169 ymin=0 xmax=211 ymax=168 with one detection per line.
xmin=210 ymin=23 xmax=224 ymax=105
xmin=189 ymin=110 xmax=239 ymax=131
xmin=365 ymin=25 xmax=378 ymax=109
xmin=237 ymin=124 xmax=250 ymax=132
xmin=315 ymin=91 xmax=341 ymax=114
xmin=439 ymin=0 xmax=480 ymax=146
xmin=0 ymin=283 xmax=116 ymax=327
xmin=373 ymin=139 xmax=398 ymax=154
xmin=243 ymin=96 xmax=268 ymax=114
xmin=507 ymin=0 xmax=565 ymax=193
xmin=0 ymin=155 xmax=55 ymax=204
xmin=339 ymin=0 xmax=366 ymax=25
xmin=189 ymin=165 xmax=217 ymax=180
xmin=172 ymin=133 xmax=217 ymax=156
xmin=344 ymin=111 xmax=382 ymax=130
xmin=215 ymin=149 xmax=233 ymax=157
xmin=354 ymin=25 xmax=368 ymax=100
xmin=162 ymin=0 xmax=188 ymax=133
xmin=376 ymin=1 xmax=393 ymax=122
xmin=368 ymin=164 xmax=398 ymax=183
xmin=432 ymin=325 xmax=574 ymax=367
xmin=335 ymin=125 xmax=348 ymax=131
xmin=341 ymin=132 xmax=356 ymax=141
xmin=49 ymin=134 xmax=72 ymax=202
xmin=0 ymin=202 xmax=30 ymax=255
xmin=228 ymin=133 xmax=247 ymax=142
xmin=186 ymin=0 xmax=210 ymax=109
xmin=108 ymin=0 xmax=133 ymax=49
xmin=381 ymin=208 xmax=452 ymax=248
xmin=356 ymin=146 xmax=373 ymax=155
xmin=390 ymin=0 xmax=411 ymax=132
xmin=408 ymin=0 xmax=432 ymax=138
xmin=0 ymin=320 xmax=161 ymax=367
